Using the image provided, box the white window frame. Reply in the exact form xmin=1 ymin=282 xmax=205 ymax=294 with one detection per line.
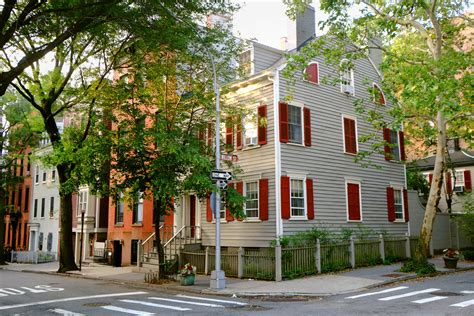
xmin=389 ymin=129 xmax=401 ymax=161
xmin=372 ymin=82 xmax=386 ymax=105
xmin=133 ymin=192 xmax=144 ymax=224
xmin=453 ymin=170 xmax=465 ymax=193
xmin=392 ymin=186 xmax=405 ymax=222
xmin=290 ymin=177 xmax=307 ymax=219
xmin=51 ymin=169 xmax=56 ymax=182
xmin=42 ymin=170 xmax=47 ymax=183
xmin=244 ymin=180 xmax=259 ymax=219
xmin=303 ymin=61 xmax=319 ymax=85
xmin=243 ymin=109 xmax=259 ymax=148
xmin=77 ymin=189 xmax=88 ymax=216
xmin=115 ymin=192 xmax=124 ymax=224
xmin=345 ymin=180 xmax=363 ymax=222
xmin=287 ymin=101 xmax=304 ymax=145
xmin=35 ymin=166 xmax=39 ymax=185
xmin=340 ymin=59 xmax=355 ymax=95
xmin=341 ymin=114 xmax=359 ymax=155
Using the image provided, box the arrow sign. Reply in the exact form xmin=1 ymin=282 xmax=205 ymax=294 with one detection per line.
xmin=211 ymin=170 xmax=232 ymax=181
xmin=217 ymin=181 xmax=228 ymax=190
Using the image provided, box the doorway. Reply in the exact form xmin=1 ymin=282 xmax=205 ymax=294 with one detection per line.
xmin=190 ymin=195 xmax=196 ymax=238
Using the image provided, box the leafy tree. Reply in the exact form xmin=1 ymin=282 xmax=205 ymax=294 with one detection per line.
xmin=283 ymin=1 xmax=472 ymax=264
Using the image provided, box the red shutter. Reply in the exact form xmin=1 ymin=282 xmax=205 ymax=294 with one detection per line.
xmin=225 ymin=117 xmax=233 ymax=150
xmin=347 ymin=183 xmax=361 ymax=221
xmin=386 ymin=187 xmax=395 ymax=222
xmin=344 ymin=118 xmax=356 ymax=154
xmin=446 ymin=172 xmax=452 ymax=194
xmin=403 ymin=189 xmax=409 ymax=222
xmin=383 ymin=128 xmax=391 ymax=161
xmin=465 ymin=170 xmax=472 ymax=192
xmin=236 ymin=120 xmax=243 ymax=150
xmin=306 ymin=63 xmax=319 ymax=84
xmin=428 ymin=173 xmax=433 ymax=185
xmin=226 ymin=183 xmax=234 ymax=221
xmin=236 ymin=182 xmax=243 ymax=221
xmin=206 ymin=194 xmax=212 ymax=222
xmin=207 ymin=123 xmax=213 ymax=147
xmin=258 ymin=105 xmax=267 ymax=145
xmin=279 ymin=102 xmax=289 ymax=143
xmin=306 ymin=178 xmax=314 ymax=220
xmin=259 ymin=179 xmax=269 ymax=221
xmin=281 ymin=176 xmax=290 ymax=219
xmin=303 ymin=107 xmax=311 ymax=147
xmin=399 ymin=131 xmax=406 ymax=161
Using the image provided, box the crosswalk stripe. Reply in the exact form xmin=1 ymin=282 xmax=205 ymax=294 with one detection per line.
xmin=461 ymin=291 xmax=474 ymax=294
xmin=450 ymin=299 xmax=474 ymax=308
xmin=120 ymin=299 xmax=191 ymax=311
xmin=379 ymin=288 xmax=440 ymax=301
xmin=102 ymin=306 xmax=154 ymax=315
xmin=412 ymin=296 xmax=447 ymax=304
xmin=148 ymin=297 xmax=224 ymax=307
xmin=49 ymin=308 xmax=85 ymax=316
xmin=175 ymin=294 xmax=247 ymax=305
xmin=345 ymin=286 xmax=409 ymax=299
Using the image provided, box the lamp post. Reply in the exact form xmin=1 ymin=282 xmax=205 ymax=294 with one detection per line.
xmin=79 ymin=209 xmax=85 ymax=271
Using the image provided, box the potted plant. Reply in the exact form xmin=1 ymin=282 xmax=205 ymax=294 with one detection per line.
xmin=442 ymin=248 xmax=459 ymax=269
xmin=180 ymin=263 xmax=196 ymax=286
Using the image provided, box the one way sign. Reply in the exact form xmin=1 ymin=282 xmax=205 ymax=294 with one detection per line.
xmin=211 ymin=170 xmax=233 ymax=181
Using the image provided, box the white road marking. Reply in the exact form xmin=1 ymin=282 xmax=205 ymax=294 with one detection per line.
xmin=379 ymin=288 xmax=440 ymax=301
xmin=148 ymin=297 xmax=224 ymax=307
xmin=49 ymin=308 xmax=85 ymax=316
xmin=175 ymin=294 xmax=248 ymax=305
xmin=120 ymin=299 xmax=191 ymax=311
xmin=102 ymin=305 xmax=154 ymax=315
xmin=0 ymin=291 xmax=148 ymax=311
xmin=461 ymin=291 xmax=474 ymax=294
xmin=412 ymin=296 xmax=447 ymax=304
xmin=451 ymin=299 xmax=474 ymax=308
xmin=345 ymin=286 xmax=409 ymax=299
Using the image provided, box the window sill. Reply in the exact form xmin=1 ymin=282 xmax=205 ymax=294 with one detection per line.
xmin=132 ymin=223 xmax=143 ymax=227
xmin=212 ymin=220 xmax=228 ymax=224
xmin=344 ymin=151 xmax=358 ymax=156
xmin=347 ymin=219 xmax=362 ymax=223
xmin=243 ymin=218 xmax=261 ymax=223
xmin=243 ymin=145 xmax=261 ymax=151
xmin=393 ymin=219 xmax=405 ymax=223
xmin=285 ymin=142 xmax=305 ymax=147
xmin=114 ymin=223 xmax=124 ymax=227
xmin=289 ymin=216 xmax=308 ymax=221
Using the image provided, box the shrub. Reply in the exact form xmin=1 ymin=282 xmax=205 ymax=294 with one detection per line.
xmin=400 ymin=259 xmax=437 ymax=276
xmin=462 ymin=250 xmax=474 ymax=261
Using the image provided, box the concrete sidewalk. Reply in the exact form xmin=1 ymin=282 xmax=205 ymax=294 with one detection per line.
xmin=2 ymin=256 xmax=473 ymax=297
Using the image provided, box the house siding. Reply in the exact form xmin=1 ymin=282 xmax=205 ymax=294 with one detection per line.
xmin=279 ymin=55 xmax=408 ymax=236
xmin=201 ymin=80 xmax=277 ymax=247
xmin=252 ymin=44 xmax=283 ymax=74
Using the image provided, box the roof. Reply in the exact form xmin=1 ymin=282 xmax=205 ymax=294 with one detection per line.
xmin=410 ymin=150 xmax=474 ymax=171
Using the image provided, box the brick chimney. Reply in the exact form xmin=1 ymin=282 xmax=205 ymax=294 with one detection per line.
xmin=287 ymin=5 xmax=316 ymax=50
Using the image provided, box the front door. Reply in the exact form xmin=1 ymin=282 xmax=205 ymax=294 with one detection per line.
xmin=190 ymin=195 xmax=196 ymax=238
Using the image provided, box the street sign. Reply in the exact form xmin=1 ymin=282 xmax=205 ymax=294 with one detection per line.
xmin=211 ymin=170 xmax=233 ymax=181
xmin=220 ymin=154 xmax=239 ymax=162
xmin=217 ymin=181 xmax=227 ymax=190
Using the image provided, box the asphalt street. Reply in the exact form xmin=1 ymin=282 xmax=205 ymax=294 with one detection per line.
xmin=0 ymin=269 xmax=473 ymax=315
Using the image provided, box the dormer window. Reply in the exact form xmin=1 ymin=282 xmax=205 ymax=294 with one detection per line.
xmin=304 ymin=62 xmax=319 ymax=84
xmin=340 ymin=59 xmax=354 ymax=95
xmin=372 ymin=83 xmax=386 ymax=105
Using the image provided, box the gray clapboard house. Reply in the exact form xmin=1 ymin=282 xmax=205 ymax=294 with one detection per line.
xmin=199 ymin=7 xmax=409 ymax=248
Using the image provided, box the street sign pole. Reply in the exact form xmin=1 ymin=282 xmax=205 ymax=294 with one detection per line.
xmin=210 ymin=62 xmax=225 ymax=290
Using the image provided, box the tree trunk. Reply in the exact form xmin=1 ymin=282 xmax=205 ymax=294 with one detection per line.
xmin=153 ymin=198 xmax=165 ymax=279
xmin=57 ymin=163 xmax=78 ymax=272
xmin=416 ymin=111 xmax=447 ymax=260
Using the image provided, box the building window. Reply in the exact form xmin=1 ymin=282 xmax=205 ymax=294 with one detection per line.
xmin=35 ymin=167 xmax=39 ymax=184
xmin=38 ymin=232 xmax=43 ymax=251
xmin=244 ymin=114 xmax=258 ymax=147
xmin=389 ymin=130 xmax=400 ymax=161
xmin=453 ymin=170 xmax=465 ymax=192
xmin=290 ymin=179 xmax=305 ymax=217
xmin=245 ymin=181 xmax=259 ymax=218
xmin=340 ymin=59 xmax=354 ymax=95
xmin=343 ymin=116 xmax=357 ymax=154
xmin=393 ymin=189 xmax=403 ymax=220
xmin=17 ymin=188 xmax=22 ymax=211
xmin=41 ymin=198 xmax=45 ymax=217
xmin=77 ymin=190 xmax=88 ymax=216
xmin=304 ymin=62 xmax=319 ymax=84
xmin=115 ymin=193 xmax=124 ymax=224
xmin=33 ymin=199 xmax=38 ymax=218
xmin=288 ymin=105 xmax=302 ymax=144
xmin=219 ymin=199 xmax=226 ymax=221
xmin=372 ymin=83 xmax=386 ymax=105
xmin=50 ymin=197 xmax=54 ymax=218
xmin=51 ymin=170 xmax=56 ymax=182
xmin=133 ymin=192 xmax=144 ymax=224
xmin=24 ymin=186 xmax=30 ymax=212
xmin=42 ymin=171 xmax=47 ymax=183
xmin=383 ymin=128 xmax=405 ymax=161
xmin=346 ymin=182 xmax=361 ymax=221
xmin=47 ymin=233 xmax=53 ymax=252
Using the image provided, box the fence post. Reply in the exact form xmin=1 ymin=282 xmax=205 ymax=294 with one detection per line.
xmin=204 ymin=246 xmax=209 ymax=275
xmin=238 ymin=247 xmax=244 ymax=279
xmin=275 ymin=245 xmax=282 ymax=282
xmin=405 ymin=232 xmax=411 ymax=259
xmin=379 ymin=234 xmax=385 ymax=262
xmin=316 ymin=239 xmax=321 ymax=274
xmin=137 ymin=240 xmax=142 ymax=268
xmin=349 ymin=235 xmax=355 ymax=268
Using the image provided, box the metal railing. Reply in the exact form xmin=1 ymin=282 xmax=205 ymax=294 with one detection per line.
xmin=11 ymin=251 xmax=57 ymax=264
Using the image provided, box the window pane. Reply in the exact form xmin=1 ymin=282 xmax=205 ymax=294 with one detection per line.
xmin=288 ymin=105 xmax=302 ymax=143
xmin=394 ymin=189 xmax=403 ymax=219
xmin=390 ymin=130 xmax=400 ymax=161
xmin=245 ymin=181 xmax=259 ymax=218
xmin=290 ymin=179 xmax=305 ymax=217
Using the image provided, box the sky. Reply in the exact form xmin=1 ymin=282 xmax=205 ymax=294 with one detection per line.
xmin=232 ymin=0 xmax=326 ymax=49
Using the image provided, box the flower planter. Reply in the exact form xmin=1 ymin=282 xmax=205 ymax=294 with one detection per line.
xmin=180 ymin=274 xmax=195 ymax=286
xmin=443 ymin=256 xmax=459 ymax=269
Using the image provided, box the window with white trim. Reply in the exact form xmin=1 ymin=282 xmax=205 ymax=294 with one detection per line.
xmin=340 ymin=59 xmax=354 ymax=95
xmin=77 ymin=190 xmax=88 ymax=216
xmin=42 ymin=170 xmax=47 ymax=183
xmin=288 ymin=105 xmax=303 ymax=144
xmin=244 ymin=113 xmax=258 ymax=147
xmin=51 ymin=170 xmax=56 ymax=182
xmin=245 ymin=181 xmax=259 ymax=218
xmin=115 ymin=193 xmax=124 ymax=224
xmin=35 ymin=166 xmax=39 ymax=184
xmin=453 ymin=170 xmax=465 ymax=192
xmin=390 ymin=129 xmax=400 ymax=161
xmin=304 ymin=62 xmax=319 ymax=84
xmin=393 ymin=189 xmax=403 ymax=220
xmin=219 ymin=198 xmax=226 ymax=220
xmin=133 ymin=192 xmax=144 ymax=224
xmin=372 ymin=83 xmax=386 ymax=105
xmin=290 ymin=179 xmax=305 ymax=217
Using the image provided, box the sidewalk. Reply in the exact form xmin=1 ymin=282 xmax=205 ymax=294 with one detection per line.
xmin=2 ymin=256 xmax=473 ymax=297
